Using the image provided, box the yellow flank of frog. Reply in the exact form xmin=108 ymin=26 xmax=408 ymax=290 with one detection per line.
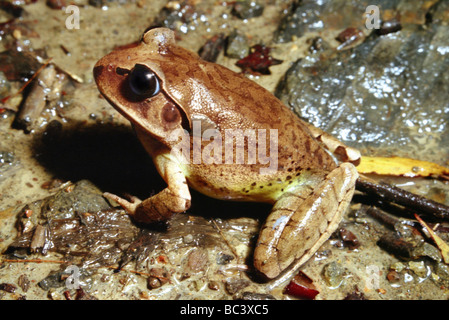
xmin=94 ymin=27 xmax=360 ymax=280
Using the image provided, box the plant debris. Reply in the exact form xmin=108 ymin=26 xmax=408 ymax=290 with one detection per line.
xmin=356 ymin=178 xmax=449 ymax=221
xmin=357 ymin=156 xmax=449 ymax=179
xmin=415 ymin=214 xmax=449 ymax=264
xmin=236 ymin=44 xmax=282 ymax=75
xmin=284 ymin=272 xmax=319 ymax=300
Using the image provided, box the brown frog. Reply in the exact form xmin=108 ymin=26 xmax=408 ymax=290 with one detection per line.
xmin=93 ymin=27 xmax=360 ymax=280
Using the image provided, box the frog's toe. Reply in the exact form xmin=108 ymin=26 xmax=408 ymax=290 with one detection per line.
xmin=103 ymin=192 xmax=141 ymax=215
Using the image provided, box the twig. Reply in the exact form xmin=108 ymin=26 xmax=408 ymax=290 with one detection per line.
xmin=2 ymin=258 xmax=66 ymax=264
xmin=365 ymin=206 xmax=415 ymax=228
xmin=356 ymin=177 xmax=449 ymax=221
xmin=211 ymin=219 xmax=240 ymax=264
xmin=1 ymin=58 xmax=52 ymax=104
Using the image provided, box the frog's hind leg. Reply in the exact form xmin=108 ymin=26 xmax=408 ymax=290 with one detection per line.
xmin=253 ymin=162 xmax=358 ymax=280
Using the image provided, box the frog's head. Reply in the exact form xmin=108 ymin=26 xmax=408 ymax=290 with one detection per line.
xmin=94 ymin=27 xmax=195 ymax=144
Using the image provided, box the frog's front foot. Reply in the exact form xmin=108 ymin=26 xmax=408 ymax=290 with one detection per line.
xmin=104 ymin=187 xmax=191 ymax=224
xmin=104 ymin=192 xmax=142 ymax=215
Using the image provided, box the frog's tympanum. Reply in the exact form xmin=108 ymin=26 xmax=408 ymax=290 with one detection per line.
xmin=94 ymin=27 xmax=361 ymax=280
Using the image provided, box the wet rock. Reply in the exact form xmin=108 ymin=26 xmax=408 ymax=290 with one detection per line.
xmin=274 ymin=0 xmax=371 ymax=43
xmin=119 ymin=230 xmax=158 ymax=269
xmin=46 ymin=0 xmax=66 ymax=9
xmin=378 ymin=18 xmax=402 ymax=35
xmin=274 ymin=0 xmax=327 ymax=43
xmin=240 ymin=292 xmax=276 ymax=300
xmin=38 ymin=270 xmax=65 ymax=290
xmin=408 ymin=261 xmax=428 ymax=278
xmin=0 ymin=151 xmax=15 ymax=177
xmin=386 ymin=270 xmax=401 ymax=284
xmin=322 ymin=261 xmax=344 ymax=287
xmin=225 ymin=278 xmax=250 ymax=295
xmin=0 ymin=151 xmax=14 ymax=166
xmin=275 ymin=0 xmax=440 ymax=43
xmin=344 ymin=290 xmax=367 ymax=300
xmin=39 ymin=267 xmax=93 ymax=291
xmin=390 ymin=262 xmax=406 ymax=272
xmin=147 ymin=267 xmax=170 ymax=289
xmin=0 ymin=49 xmax=41 ymax=81
xmin=0 ymin=72 xmax=11 ymax=99
xmin=412 ymin=242 xmax=442 ymax=262
xmin=154 ymin=0 xmax=199 ymax=34
xmin=338 ymin=227 xmax=360 ymax=249
xmin=88 ymin=0 xmax=129 ymax=8
xmin=208 ymin=281 xmax=220 ymax=291
xmin=186 ymin=248 xmax=208 ymax=273
xmin=42 ymin=179 xmax=111 ymax=220
xmin=0 ymin=283 xmax=16 ymax=293
xmin=216 ymin=252 xmax=234 ymax=265
xmin=308 ymin=37 xmax=331 ymax=54
xmin=231 ymin=1 xmax=264 ymax=20
xmin=18 ymin=274 xmax=30 ymax=292
xmin=276 ymin=24 xmax=449 ymax=160
xmin=434 ymin=262 xmax=449 ymax=284
xmin=393 ymin=222 xmax=418 ymax=239
xmin=429 ymin=0 xmax=449 ymax=24
xmin=198 ymin=34 xmax=226 ymax=63
xmin=8 ymin=201 xmax=140 ymax=268
xmin=225 ymin=30 xmax=250 ymax=59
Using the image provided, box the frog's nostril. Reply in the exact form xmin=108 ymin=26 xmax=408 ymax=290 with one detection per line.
xmin=116 ymin=67 xmax=130 ymax=76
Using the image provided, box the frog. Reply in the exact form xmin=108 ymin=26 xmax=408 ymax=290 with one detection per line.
xmin=93 ymin=27 xmax=361 ymax=280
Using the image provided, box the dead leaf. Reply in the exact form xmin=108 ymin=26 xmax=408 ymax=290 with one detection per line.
xmin=414 ymin=214 xmax=449 ymax=264
xmin=357 ymin=156 xmax=449 ymax=178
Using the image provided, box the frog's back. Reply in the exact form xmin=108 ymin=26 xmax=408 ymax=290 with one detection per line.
xmin=169 ymin=59 xmax=337 ymax=202
xmin=144 ymin=39 xmax=336 ymax=202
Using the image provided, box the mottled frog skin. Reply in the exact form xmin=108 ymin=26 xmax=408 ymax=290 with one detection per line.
xmin=94 ymin=27 xmax=360 ymax=280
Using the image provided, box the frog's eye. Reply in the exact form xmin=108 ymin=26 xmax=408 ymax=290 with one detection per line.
xmin=128 ymin=64 xmax=160 ymax=98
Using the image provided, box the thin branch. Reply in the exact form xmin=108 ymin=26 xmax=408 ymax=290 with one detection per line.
xmin=356 ymin=177 xmax=449 ymax=221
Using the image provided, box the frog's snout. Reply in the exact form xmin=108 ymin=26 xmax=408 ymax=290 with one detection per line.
xmin=93 ymin=65 xmax=104 ymax=80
